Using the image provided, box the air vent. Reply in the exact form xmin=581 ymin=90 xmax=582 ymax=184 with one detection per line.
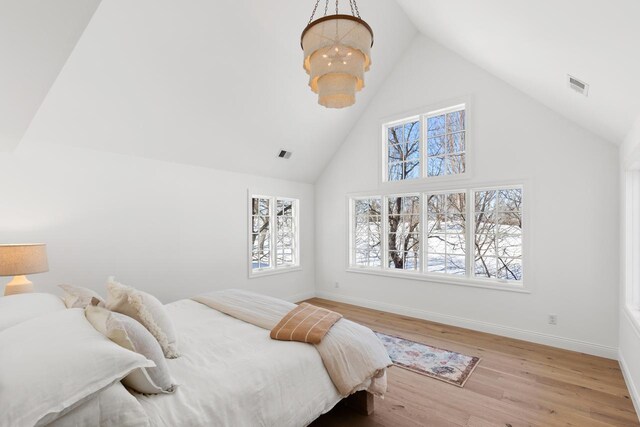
xmin=568 ymin=75 xmax=589 ymax=96
xmin=278 ymin=150 xmax=292 ymax=159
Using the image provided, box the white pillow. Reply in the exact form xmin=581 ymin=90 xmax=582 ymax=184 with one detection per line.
xmin=59 ymin=284 xmax=106 ymax=308
xmin=85 ymin=305 xmax=177 ymax=394
xmin=48 ymin=382 xmax=150 ymax=427
xmin=106 ymin=278 xmax=179 ymax=358
xmin=0 ymin=292 xmax=65 ymax=332
xmin=0 ymin=308 xmax=155 ymax=427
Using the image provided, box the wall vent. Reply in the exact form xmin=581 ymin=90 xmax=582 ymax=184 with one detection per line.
xmin=278 ymin=150 xmax=292 ymax=159
xmin=568 ymin=75 xmax=589 ymax=96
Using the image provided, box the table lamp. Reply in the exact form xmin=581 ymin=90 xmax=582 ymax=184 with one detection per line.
xmin=0 ymin=244 xmax=49 ymax=296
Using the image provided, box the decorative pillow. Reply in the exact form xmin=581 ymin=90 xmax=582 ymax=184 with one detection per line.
xmin=48 ymin=381 xmax=150 ymax=427
xmin=0 ymin=292 xmax=65 ymax=332
xmin=106 ymin=277 xmax=179 ymax=358
xmin=0 ymin=308 xmax=155 ymax=427
xmin=59 ymin=284 xmax=106 ymax=308
xmin=85 ymin=305 xmax=177 ymax=394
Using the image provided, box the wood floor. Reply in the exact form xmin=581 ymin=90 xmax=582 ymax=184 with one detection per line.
xmin=307 ymin=298 xmax=638 ymax=427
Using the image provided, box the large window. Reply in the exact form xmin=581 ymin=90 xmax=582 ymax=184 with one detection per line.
xmin=349 ymin=186 xmax=524 ymax=289
xmin=250 ymin=195 xmax=299 ymax=276
xmin=384 ymin=104 xmax=466 ymax=182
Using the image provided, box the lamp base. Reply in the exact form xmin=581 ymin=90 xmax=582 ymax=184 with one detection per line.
xmin=4 ymin=275 xmax=34 ymax=296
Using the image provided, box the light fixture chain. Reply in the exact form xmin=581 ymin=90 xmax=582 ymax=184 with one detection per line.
xmin=352 ymin=0 xmax=361 ymax=18
xmin=349 ymin=0 xmax=355 ymax=16
xmin=336 ymin=0 xmax=339 ymax=15
xmin=324 ymin=0 xmax=329 ymax=16
xmin=308 ymin=0 xmax=321 ymax=24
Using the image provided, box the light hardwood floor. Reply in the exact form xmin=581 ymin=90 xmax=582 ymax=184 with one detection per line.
xmin=307 ymin=298 xmax=638 ymax=427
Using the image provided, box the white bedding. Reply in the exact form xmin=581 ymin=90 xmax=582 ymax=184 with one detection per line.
xmin=135 ymin=299 xmax=342 ymax=427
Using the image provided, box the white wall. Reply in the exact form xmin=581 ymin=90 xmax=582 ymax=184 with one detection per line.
xmin=619 ymin=115 xmax=640 ymax=413
xmin=315 ymin=36 xmax=619 ymax=357
xmin=0 ymin=143 xmax=315 ymax=303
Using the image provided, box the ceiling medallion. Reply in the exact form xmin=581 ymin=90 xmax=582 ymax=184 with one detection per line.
xmin=301 ymin=0 xmax=374 ymax=109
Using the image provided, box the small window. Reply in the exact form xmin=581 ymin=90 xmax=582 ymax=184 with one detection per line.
xmin=426 ymin=192 xmax=467 ymax=276
xmin=250 ymin=195 xmax=299 ymax=275
xmin=386 ymin=119 xmax=420 ymax=181
xmin=473 ymin=188 xmax=523 ymax=281
xmin=383 ymin=104 xmax=466 ymax=182
xmin=352 ymin=198 xmax=382 ymax=267
xmin=386 ymin=195 xmax=421 ymax=271
xmin=426 ymin=107 xmax=466 ymax=177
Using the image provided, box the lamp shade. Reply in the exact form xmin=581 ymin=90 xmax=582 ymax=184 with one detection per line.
xmin=0 ymin=244 xmax=49 ymax=277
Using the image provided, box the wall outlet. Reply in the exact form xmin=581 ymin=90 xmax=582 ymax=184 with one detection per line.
xmin=548 ymin=314 xmax=558 ymax=325
xmin=334 ymin=282 xmax=340 ymax=289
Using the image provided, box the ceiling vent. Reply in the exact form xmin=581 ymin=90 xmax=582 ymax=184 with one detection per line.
xmin=568 ymin=75 xmax=589 ymax=96
xmin=277 ymin=150 xmax=292 ymax=159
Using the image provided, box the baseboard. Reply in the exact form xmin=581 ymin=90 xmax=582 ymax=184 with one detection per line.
xmin=619 ymin=351 xmax=640 ymax=421
xmin=285 ymin=290 xmax=316 ymax=303
xmin=316 ymin=291 xmax=618 ymax=359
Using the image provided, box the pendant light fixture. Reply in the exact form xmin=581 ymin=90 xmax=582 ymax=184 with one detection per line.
xmin=301 ymin=0 xmax=373 ymax=109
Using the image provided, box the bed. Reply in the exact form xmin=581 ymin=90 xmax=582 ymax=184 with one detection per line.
xmin=136 ymin=299 xmax=343 ymax=426
xmin=0 ymin=289 xmax=388 ymax=427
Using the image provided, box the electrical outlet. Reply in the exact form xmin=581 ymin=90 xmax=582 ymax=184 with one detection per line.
xmin=548 ymin=314 xmax=558 ymax=325
xmin=334 ymin=282 xmax=340 ymax=289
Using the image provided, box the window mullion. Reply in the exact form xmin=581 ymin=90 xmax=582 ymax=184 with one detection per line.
xmin=271 ymin=197 xmax=277 ymax=269
xmin=467 ymin=189 xmax=473 ymax=279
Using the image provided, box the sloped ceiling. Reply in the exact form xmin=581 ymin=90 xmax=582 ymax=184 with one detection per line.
xmin=0 ymin=0 xmax=101 ymax=151
xmin=21 ymin=0 xmax=417 ymax=183
xmin=396 ymin=0 xmax=640 ymax=144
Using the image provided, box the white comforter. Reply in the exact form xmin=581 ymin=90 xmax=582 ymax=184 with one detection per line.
xmin=135 ymin=299 xmax=342 ymax=427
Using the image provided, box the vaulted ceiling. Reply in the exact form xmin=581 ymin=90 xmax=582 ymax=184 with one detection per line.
xmin=3 ymin=0 xmax=639 ymax=182
xmin=19 ymin=0 xmax=416 ymax=183
xmin=0 ymin=0 xmax=101 ymax=152
xmin=396 ymin=0 xmax=640 ymax=145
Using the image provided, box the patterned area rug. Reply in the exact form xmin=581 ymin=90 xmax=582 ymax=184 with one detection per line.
xmin=375 ymin=331 xmax=480 ymax=387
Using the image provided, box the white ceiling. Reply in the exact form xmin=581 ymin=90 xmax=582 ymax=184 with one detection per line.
xmin=10 ymin=0 xmax=640 ymax=182
xmin=0 ymin=0 xmax=101 ymax=152
xmin=21 ymin=0 xmax=416 ymax=183
xmin=396 ymin=0 xmax=640 ymax=145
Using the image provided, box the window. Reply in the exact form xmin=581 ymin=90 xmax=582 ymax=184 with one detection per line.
xmin=250 ymin=195 xmax=299 ymax=275
xmin=352 ymin=198 xmax=382 ymax=267
xmin=473 ymin=188 xmax=522 ymax=281
xmin=387 ymin=195 xmax=420 ymax=270
xmin=426 ymin=192 xmax=467 ymax=275
xmin=387 ymin=119 xmax=420 ymax=181
xmin=348 ymin=185 xmax=524 ymax=289
xmin=383 ymin=104 xmax=466 ymax=182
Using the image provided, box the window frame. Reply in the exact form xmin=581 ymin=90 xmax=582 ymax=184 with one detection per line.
xmin=380 ymin=99 xmax=472 ymax=187
xmin=248 ymin=193 xmax=301 ymax=278
xmin=346 ymin=181 xmax=530 ymax=293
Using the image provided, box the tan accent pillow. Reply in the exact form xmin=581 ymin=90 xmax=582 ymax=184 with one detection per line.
xmin=270 ymin=302 xmax=342 ymax=344
xmin=105 ymin=278 xmax=179 ymax=358
xmin=85 ymin=305 xmax=177 ymax=394
xmin=59 ymin=284 xmax=106 ymax=309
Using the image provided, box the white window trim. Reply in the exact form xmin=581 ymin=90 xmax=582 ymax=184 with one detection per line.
xmin=345 ymin=180 xmax=531 ymax=293
xmin=380 ymin=97 xmax=473 ymax=188
xmin=248 ymin=193 xmax=301 ymax=278
xmin=624 ymin=165 xmax=640 ymax=329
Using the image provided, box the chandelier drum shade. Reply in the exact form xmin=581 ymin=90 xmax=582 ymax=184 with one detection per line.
xmin=301 ymin=1 xmax=373 ymax=109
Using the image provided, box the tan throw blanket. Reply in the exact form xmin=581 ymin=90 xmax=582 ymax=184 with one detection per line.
xmin=192 ymin=289 xmax=391 ymax=397
xmin=270 ymin=302 xmax=342 ymax=344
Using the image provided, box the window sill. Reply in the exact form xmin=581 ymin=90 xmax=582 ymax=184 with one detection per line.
xmin=249 ymin=265 xmax=302 ymax=279
xmin=345 ymin=267 xmax=531 ymax=293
